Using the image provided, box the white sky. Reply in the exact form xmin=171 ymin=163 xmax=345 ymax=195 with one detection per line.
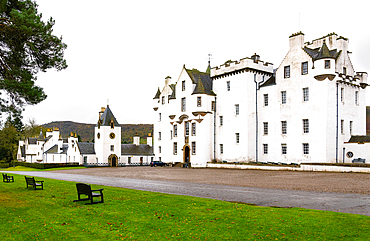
xmin=21 ymin=0 xmax=370 ymax=125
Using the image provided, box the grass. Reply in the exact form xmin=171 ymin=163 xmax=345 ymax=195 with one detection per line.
xmin=1 ymin=174 xmax=370 ymax=240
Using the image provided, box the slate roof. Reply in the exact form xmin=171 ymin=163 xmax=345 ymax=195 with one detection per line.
xmin=346 ymin=135 xmax=370 ymax=143
xmin=77 ymin=142 xmax=96 ymax=155
xmin=37 ymin=132 xmax=44 ymax=141
xmin=186 ymin=68 xmax=216 ymax=96
xmin=27 ymin=137 xmax=37 ymax=145
xmin=61 ymin=144 xmax=68 ymax=154
xmin=153 ymin=88 xmax=161 ymax=99
xmin=303 ymin=41 xmax=341 ymax=61
xmin=45 ymin=144 xmax=58 ymax=154
xmin=121 ymin=144 xmax=154 ymax=156
xmin=169 ymin=84 xmax=176 ymax=100
xmin=259 ymin=75 xmax=276 ymax=88
xmin=97 ymin=105 xmax=120 ymax=127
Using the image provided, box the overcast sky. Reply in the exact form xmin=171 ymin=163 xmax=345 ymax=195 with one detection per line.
xmin=21 ymin=0 xmax=370 ymax=126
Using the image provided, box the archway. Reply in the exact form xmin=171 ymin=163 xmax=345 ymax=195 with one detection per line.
xmin=183 ymin=145 xmax=190 ymax=167
xmin=108 ymin=154 xmax=118 ymax=167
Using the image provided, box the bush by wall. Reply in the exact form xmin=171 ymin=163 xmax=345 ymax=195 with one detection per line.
xmin=11 ymin=161 xmax=80 ymax=169
xmin=0 ymin=163 xmax=10 ymax=168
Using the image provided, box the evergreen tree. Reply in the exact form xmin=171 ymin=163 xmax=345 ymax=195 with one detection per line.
xmin=0 ymin=0 xmax=67 ymax=115
xmin=0 ymin=121 xmax=18 ymax=162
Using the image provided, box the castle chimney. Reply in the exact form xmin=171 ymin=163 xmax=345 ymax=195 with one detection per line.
xmin=133 ymin=132 xmax=140 ymax=145
xmin=99 ymin=107 xmax=106 ymax=119
xmin=251 ymin=53 xmax=260 ymax=63
xmin=147 ymin=133 xmax=152 ymax=147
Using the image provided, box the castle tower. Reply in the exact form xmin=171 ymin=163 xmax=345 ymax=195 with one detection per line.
xmin=94 ymin=105 xmax=121 ymax=166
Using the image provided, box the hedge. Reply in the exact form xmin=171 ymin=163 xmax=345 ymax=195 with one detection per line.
xmin=11 ymin=161 xmax=80 ymax=169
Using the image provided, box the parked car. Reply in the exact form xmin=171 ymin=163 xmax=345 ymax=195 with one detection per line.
xmin=150 ymin=161 xmax=167 ymax=167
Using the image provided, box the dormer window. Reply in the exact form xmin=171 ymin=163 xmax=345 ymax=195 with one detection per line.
xmin=110 ymin=119 xmax=114 ymax=129
xmin=325 ymin=60 xmax=330 ymax=69
xmin=343 ymin=67 xmax=347 ymax=75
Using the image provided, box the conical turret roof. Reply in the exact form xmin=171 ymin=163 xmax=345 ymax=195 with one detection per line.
xmin=96 ymin=105 xmax=120 ymax=127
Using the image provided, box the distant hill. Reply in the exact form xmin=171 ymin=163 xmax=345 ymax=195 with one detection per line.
xmin=43 ymin=121 xmax=153 ymax=144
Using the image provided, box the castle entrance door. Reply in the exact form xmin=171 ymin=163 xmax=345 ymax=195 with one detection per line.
xmin=108 ymin=154 xmax=118 ymax=167
xmin=183 ymin=145 xmax=190 ymax=168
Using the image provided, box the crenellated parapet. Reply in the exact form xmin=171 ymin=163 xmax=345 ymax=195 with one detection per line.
xmin=211 ymin=54 xmax=273 ymax=79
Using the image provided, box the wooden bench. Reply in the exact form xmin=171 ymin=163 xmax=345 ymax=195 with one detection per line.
xmin=73 ymin=183 xmax=104 ymax=205
xmin=2 ymin=173 xmax=14 ymax=183
xmin=25 ymin=176 xmax=44 ymax=190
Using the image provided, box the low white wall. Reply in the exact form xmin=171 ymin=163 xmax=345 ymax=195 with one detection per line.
xmin=206 ymin=163 xmax=370 ymax=173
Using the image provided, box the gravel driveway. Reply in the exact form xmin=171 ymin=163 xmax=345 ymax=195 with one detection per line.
xmin=49 ymin=166 xmax=370 ymax=195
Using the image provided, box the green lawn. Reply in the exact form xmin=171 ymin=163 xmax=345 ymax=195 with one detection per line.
xmin=1 ymin=173 xmax=369 ymax=240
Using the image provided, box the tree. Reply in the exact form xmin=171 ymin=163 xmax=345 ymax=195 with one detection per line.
xmin=0 ymin=120 xmax=18 ymax=162
xmin=0 ymin=0 xmax=67 ymax=115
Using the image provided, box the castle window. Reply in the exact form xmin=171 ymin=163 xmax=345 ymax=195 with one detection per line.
xmin=192 ymin=122 xmax=196 ymax=136
xmin=303 ymin=143 xmax=309 ymax=155
xmin=110 ymin=120 xmax=114 ymax=129
xmin=284 ymin=66 xmax=290 ymax=78
xmin=303 ymin=119 xmax=309 ymax=133
xmin=325 ymin=60 xmax=330 ymax=69
xmin=350 ymin=121 xmax=353 ymax=135
xmin=220 ymin=116 xmax=223 ymax=126
xmin=227 ymin=81 xmax=230 ymax=91
xmin=281 ymin=144 xmax=287 ymax=155
xmin=235 ymin=133 xmax=240 ymax=144
xmin=158 ymin=132 xmax=161 ymax=140
xmin=263 ymin=122 xmax=268 ymax=135
xmin=281 ymin=91 xmax=286 ymax=104
xmin=303 ymin=88 xmax=309 ymax=101
xmin=110 ymin=145 xmax=114 ymax=151
xmin=263 ymin=144 xmax=268 ymax=154
xmin=185 ymin=122 xmax=189 ymax=136
xmin=302 ymin=62 xmax=308 ymax=75
xmin=355 ymin=91 xmax=359 ymax=105
xmin=173 ymin=142 xmax=177 ymax=155
xmin=220 ymin=144 xmax=223 ymax=154
xmin=235 ymin=104 xmax=239 ymax=115
xmin=264 ymin=94 xmax=268 ymax=106
xmin=341 ymin=88 xmax=344 ymax=102
xmin=197 ymin=96 xmax=202 ymax=107
xmin=159 ymin=146 xmax=161 ymax=154
xmin=211 ymin=101 xmax=216 ymax=111
xmin=174 ymin=125 xmax=177 ymax=137
xmin=159 ymin=113 xmax=161 ymax=122
xmin=181 ymin=98 xmax=186 ymax=111
xmin=182 ymin=81 xmax=185 ymax=91
xmin=192 ymin=142 xmax=196 ymax=155
xmin=343 ymin=67 xmax=347 ymax=75
xmin=281 ymin=121 xmax=287 ymax=135
xmin=162 ymin=96 xmax=165 ymax=104
xmin=341 ymin=120 xmax=344 ymax=135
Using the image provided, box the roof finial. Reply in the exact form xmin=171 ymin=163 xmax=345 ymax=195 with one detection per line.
xmin=206 ymin=53 xmax=212 ymax=74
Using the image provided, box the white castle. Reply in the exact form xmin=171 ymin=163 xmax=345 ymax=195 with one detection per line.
xmin=153 ymin=32 xmax=369 ymax=167
xmin=17 ymin=106 xmax=154 ymax=166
